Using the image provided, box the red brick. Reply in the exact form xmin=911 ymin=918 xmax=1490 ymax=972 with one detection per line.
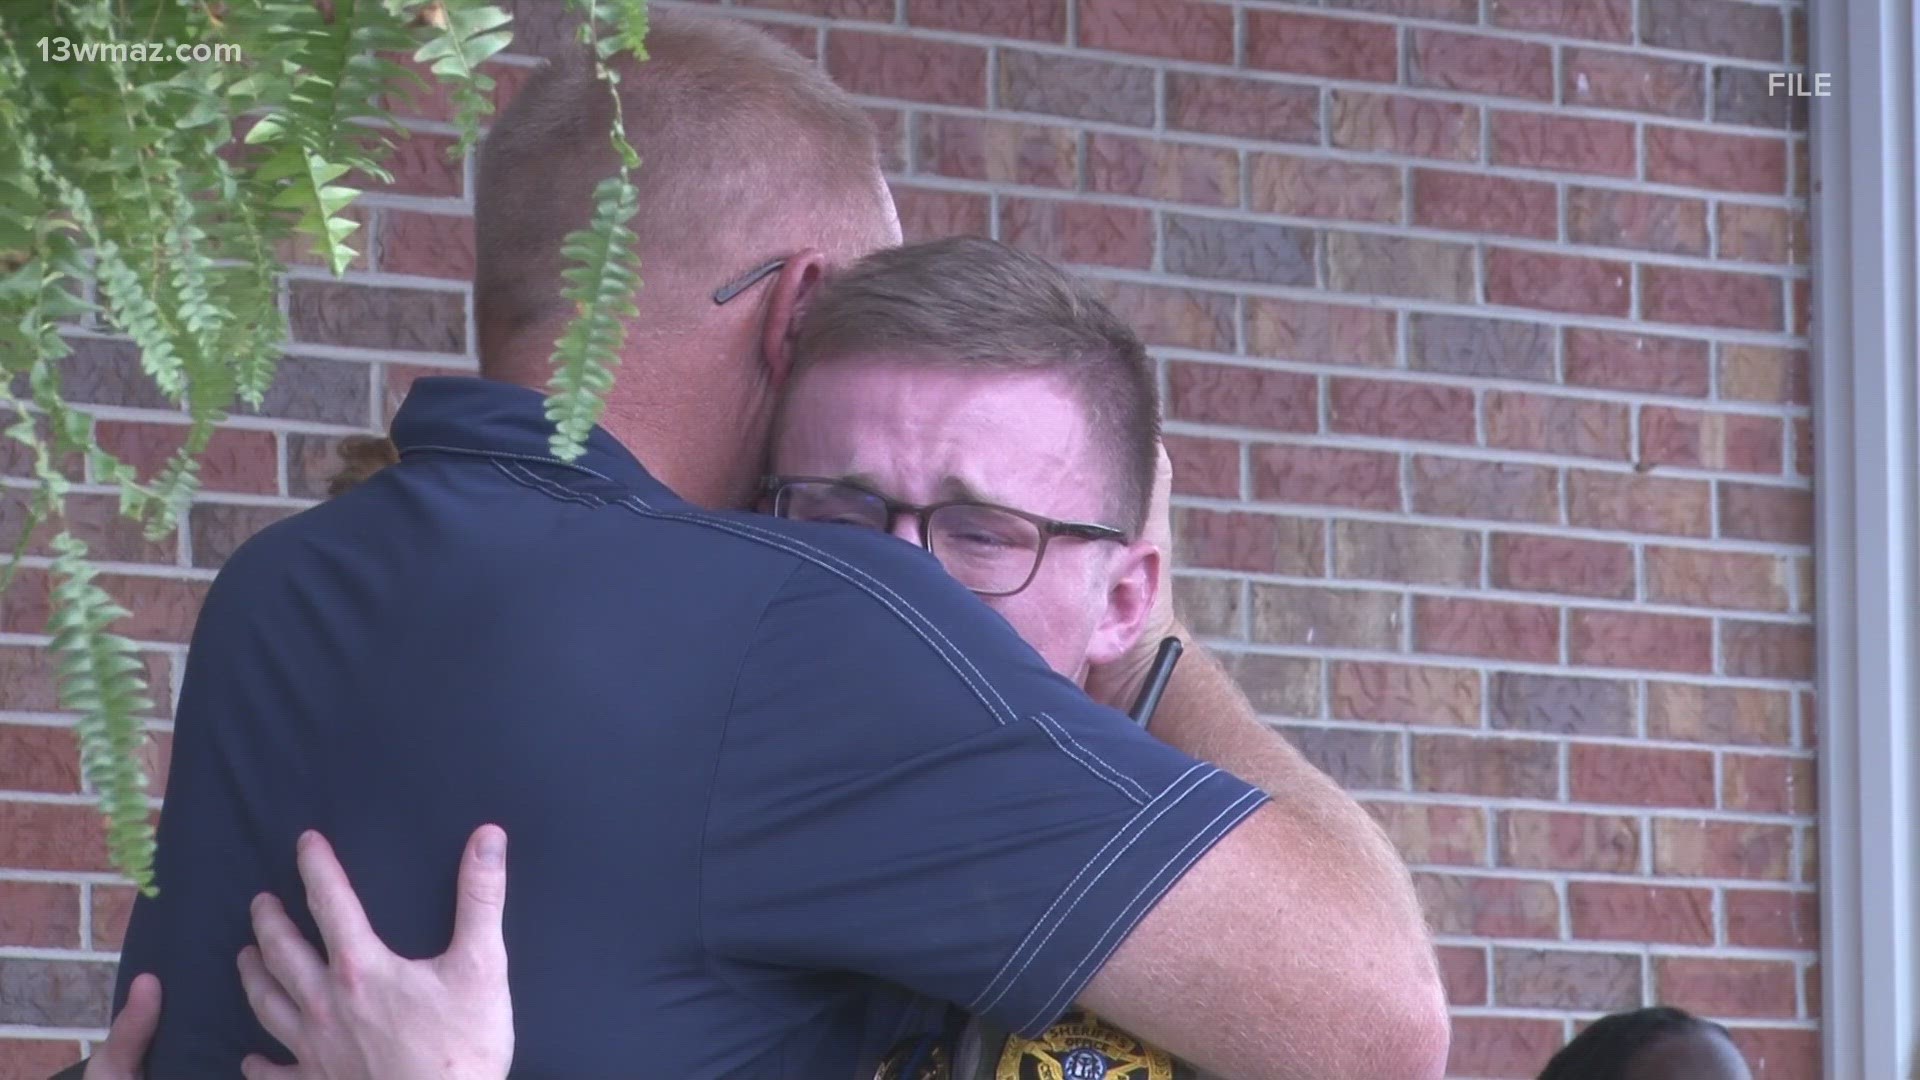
xmin=1657 ymin=957 xmax=1798 ymax=1019
xmin=826 ymin=31 xmax=986 ymax=107
xmin=93 ymin=422 xmax=279 ymax=496
xmin=1413 ymin=733 xmax=1558 ymax=797
xmin=1794 ymin=554 xmax=1816 ymax=613
xmin=0 ymin=725 xmax=81 ymax=794
xmin=1415 ymin=597 xmax=1560 ymax=663
xmin=1245 ymin=298 xmax=1397 ymax=367
xmin=1245 ymin=11 xmax=1397 ymax=82
xmin=1721 ymin=480 xmax=1812 ymax=543
xmin=1720 ymin=345 xmax=1810 ymax=404
xmin=1792 ymin=278 xmax=1812 ymax=335
xmin=1487 ymin=0 xmax=1630 ymax=42
xmin=1723 ymin=620 xmax=1816 ymax=680
xmin=1079 ymin=0 xmax=1231 ymax=61
xmin=1491 ymin=672 xmax=1636 ymax=737
xmin=907 ymin=0 xmax=1064 ymax=39
xmin=1571 ymin=743 xmax=1715 ymax=807
xmin=1334 ymin=520 xmax=1481 ymax=588
xmin=1327 ymin=233 xmax=1476 ymax=303
xmin=1087 ymin=280 xmax=1235 ymax=351
xmin=1412 ymin=170 xmax=1557 ymax=239
xmin=88 ymin=884 xmax=134 ymax=951
xmin=1495 ymin=947 xmax=1641 ymax=1010
xmin=1724 ymin=753 xmax=1817 ymax=815
xmin=1719 ymin=204 xmax=1808 ymax=265
xmin=1411 ymin=456 xmax=1561 ymax=524
xmin=1162 ymin=435 xmax=1240 ymax=499
xmin=726 ymin=16 xmax=820 ymax=59
xmin=386 ymin=54 xmax=531 ymax=124
xmin=1647 ymin=126 xmax=1789 ymax=195
xmin=999 ymin=199 xmax=1152 ymax=269
xmin=1648 ymin=682 xmax=1793 ymax=746
xmin=1569 ymin=881 xmax=1715 ymax=945
xmin=1329 ymin=0 xmax=1477 ymax=18
xmin=1491 ymin=111 xmax=1636 ymax=177
xmin=289 ymin=282 xmax=465 ymax=354
xmin=1793 ymin=417 xmax=1814 ymax=478
xmin=1568 ymin=469 xmax=1712 ymax=537
xmin=1164 ymin=214 xmax=1315 ymax=286
xmin=1647 ymin=547 xmax=1791 ymax=611
xmin=1086 ymin=134 xmax=1237 ymax=206
xmin=1485 ymin=392 xmax=1632 ymax=461
xmin=1447 ymin=1017 xmax=1564 ymax=1080
xmin=1641 ymin=406 xmax=1785 ymax=474
xmin=1282 ymin=725 xmax=1402 ymax=789
xmin=1412 ymin=314 xmax=1555 ymax=381
xmin=1567 ymin=186 xmax=1710 ymax=255
xmin=1487 ymin=247 xmax=1631 ymax=317
xmin=1250 ymin=155 xmax=1402 ymax=224
xmin=1173 ymin=578 xmax=1241 ymax=639
xmin=1252 ymin=445 xmax=1401 ymax=510
xmin=1569 ymin=608 xmax=1713 ymax=673
xmin=1167 ymin=362 xmax=1316 ymax=433
xmin=357 ymin=133 xmax=462 ymax=198
xmin=1330 ymin=91 xmax=1480 ymax=162
xmin=1502 ymin=809 xmax=1641 ymax=873
xmin=1224 ymin=654 xmax=1321 ymax=718
xmin=869 ymin=108 xmax=906 ymax=171
xmin=1563 ymin=47 xmax=1705 ymax=118
xmin=1641 ymin=0 xmax=1785 ymax=62
xmin=0 ymin=492 xmax=176 ymax=565
xmin=0 ymin=1039 xmax=84 ymax=1080
xmin=916 ymin=115 xmax=1077 ymax=188
xmin=1166 ymin=74 xmax=1320 ymax=144
xmin=0 ymin=881 xmax=80 ymax=949
xmin=1807 ymin=961 xmax=1822 ymax=1020
xmin=1564 ymin=327 xmax=1711 ymax=397
xmin=1368 ymin=802 xmax=1488 ymax=867
xmin=1173 ymin=508 xmax=1322 ymax=576
xmin=1434 ymin=944 xmax=1489 ymax=1006
xmin=1329 ymin=377 xmax=1475 ymax=444
xmin=1727 ymin=1028 xmax=1819 ymax=1080
xmin=1251 ymin=584 xmax=1400 ymax=650
xmin=0 ymin=802 xmax=110 ymax=871
xmin=275 ymin=204 xmax=372 ymax=271
xmin=1416 ymin=873 xmax=1561 ymax=938
xmin=1490 ymin=533 xmax=1633 ymax=599
xmin=1331 ymin=661 xmax=1481 ymax=727
xmin=191 ymin=503 xmax=301 ymax=570
xmin=88 ymin=575 xmax=206 ymax=645
xmin=377 ymin=210 xmax=474 ymax=280
xmin=1654 ymin=818 xmax=1793 ymax=880
xmin=1411 ymin=29 xmax=1552 ymax=100
xmin=1726 ymin=888 xmax=1820 ymax=949
xmin=0 ymin=647 xmax=169 ymax=717
xmin=738 ymin=0 xmax=891 ymax=18
xmin=998 ymin=49 xmax=1154 ymax=126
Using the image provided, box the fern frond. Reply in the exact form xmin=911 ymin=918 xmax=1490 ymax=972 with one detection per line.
xmin=412 ymin=0 xmax=514 ymax=155
xmin=544 ymin=175 xmax=641 ymax=460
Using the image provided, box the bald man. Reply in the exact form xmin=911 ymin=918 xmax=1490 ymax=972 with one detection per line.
xmin=106 ymin=11 xmax=1445 ymax=1080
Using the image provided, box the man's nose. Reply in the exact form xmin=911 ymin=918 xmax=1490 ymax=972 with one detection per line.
xmin=887 ymin=514 xmax=923 ymax=547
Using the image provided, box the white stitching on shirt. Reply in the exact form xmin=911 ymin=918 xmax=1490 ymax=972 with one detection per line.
xmin=1034 ymin=712 xmax=1151 ymax=804
xmin=968 ymin=763 xmax=1214 ymax=1015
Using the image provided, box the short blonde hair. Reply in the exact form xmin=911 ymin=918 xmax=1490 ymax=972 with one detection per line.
xmin=474 ymin=10 xmax=894 ymax=372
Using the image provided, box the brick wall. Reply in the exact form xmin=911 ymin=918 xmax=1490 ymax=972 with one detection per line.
xmin=0 ymin=1 xmax=1818 ymax=1077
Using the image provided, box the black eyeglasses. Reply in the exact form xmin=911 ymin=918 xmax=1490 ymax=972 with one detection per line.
xmin=713 ymin=256 xmax=788 ymax=305
xmin=765 ymin=476 xmax=1127 ymax=597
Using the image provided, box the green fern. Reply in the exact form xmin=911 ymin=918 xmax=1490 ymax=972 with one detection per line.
xmin=412 ymin=0 xmax=515 ymax=155
xmin=0 ymin=0 xmax=652 ymax=894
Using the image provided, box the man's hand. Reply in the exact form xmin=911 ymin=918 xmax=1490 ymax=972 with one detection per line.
xmin=77 ymin=973 xmax=161 ymax=1080
xmin=235 ymin=825 xmax=514 ymax=1080
xmin=1086 ymin=441 xmax=1182 ymax=712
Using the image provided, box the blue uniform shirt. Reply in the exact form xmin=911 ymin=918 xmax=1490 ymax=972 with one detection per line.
xmin=113 ymin=376 xmax=1268 ymax=1079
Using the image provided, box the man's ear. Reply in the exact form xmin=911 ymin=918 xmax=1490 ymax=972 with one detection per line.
xmin=759 ymin=249 xmax=829 ymax=391
xmin=1085 ymin=541 xmax=1161 ymax=669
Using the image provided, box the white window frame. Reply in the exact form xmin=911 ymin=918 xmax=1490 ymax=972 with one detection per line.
xmin=1811 ymin=1 xmax=1918 ymax=1077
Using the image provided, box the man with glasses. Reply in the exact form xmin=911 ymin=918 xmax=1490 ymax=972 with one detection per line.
xmin=96 ymin=11 xmax=1447 ymax=1080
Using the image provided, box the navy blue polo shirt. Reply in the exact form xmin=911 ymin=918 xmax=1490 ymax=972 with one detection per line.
xmin=113 ymin=376 xmax=1267 ymax=1079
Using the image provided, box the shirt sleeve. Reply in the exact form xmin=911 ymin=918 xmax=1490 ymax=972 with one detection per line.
xmin=700 ymin=537 xmax=1268 ymax=1038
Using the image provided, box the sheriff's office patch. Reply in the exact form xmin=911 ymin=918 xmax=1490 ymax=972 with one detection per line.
xmin=874 ymin=1034 xmax=952 ymax=1080
xmin=992 ymin=1010 xmax=1175 ymax=1080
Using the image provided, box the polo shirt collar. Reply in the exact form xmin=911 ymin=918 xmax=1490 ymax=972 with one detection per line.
xmin=389 ymin=375 xmax=668 ymax=497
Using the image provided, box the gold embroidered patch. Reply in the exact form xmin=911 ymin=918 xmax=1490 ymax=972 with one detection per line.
xmin=993 ymin=1010 xmax=1174 ymax=1080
